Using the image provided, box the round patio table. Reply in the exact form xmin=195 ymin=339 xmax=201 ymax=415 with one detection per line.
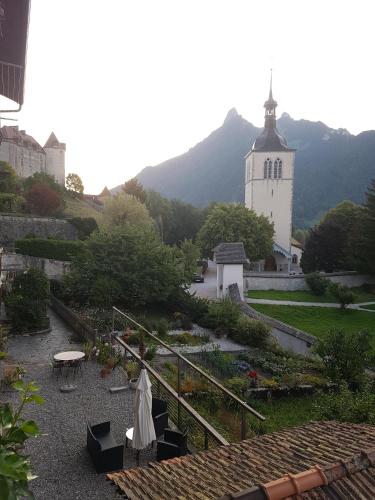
xmin=54 ymin=351 xmax=85 ymax=361
xmin=54 ymin=351 xmax=85 ymax=392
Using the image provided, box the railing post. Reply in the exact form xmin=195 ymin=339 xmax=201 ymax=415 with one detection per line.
xmin=240 ymin=406 xmax=246 ymax=440
xmin=177 ymin=358 xmax=181 ymax=428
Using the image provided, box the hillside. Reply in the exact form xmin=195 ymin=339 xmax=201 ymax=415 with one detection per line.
xmin=128 ymin=110 xmax=375 ymax=228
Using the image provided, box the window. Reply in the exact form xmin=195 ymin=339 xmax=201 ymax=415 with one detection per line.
xmin=274 ymin=158 xmax=282 ymax=179
xmin=292 ymin=254 xmax=298 ymax=264
xmin=264 ymin=158 xmax=272 ymax=178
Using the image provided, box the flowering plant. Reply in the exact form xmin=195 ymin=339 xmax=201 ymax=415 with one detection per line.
xmin=248 ymin=370 xmax=258 ymax=379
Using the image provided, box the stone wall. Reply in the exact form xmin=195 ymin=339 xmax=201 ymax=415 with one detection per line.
xmin=244 ymin=272 xmax=375 ymax=291
xmin=3 ymin=253 xmax=70 ymax=280
xmin=0 ymin=215 xmax=78 ymax=248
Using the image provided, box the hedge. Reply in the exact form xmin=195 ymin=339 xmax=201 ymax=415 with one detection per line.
xmin=15 ymin=238 xmax=86 ymax=261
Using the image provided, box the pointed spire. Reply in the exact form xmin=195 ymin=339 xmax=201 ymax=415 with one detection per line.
xmin=269 ymin=68 xmax=273 ymax=100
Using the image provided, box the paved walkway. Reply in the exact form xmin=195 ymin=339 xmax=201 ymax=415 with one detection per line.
xmin=189 ymin=259 xmax=217 ymax=300
xmin=2 ymin=309 xmax=147 ymax=500
xmin=246 ymin=298 xmax=375 ymax=311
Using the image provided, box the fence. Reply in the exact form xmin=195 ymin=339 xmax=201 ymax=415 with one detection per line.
xmin=50 ymin=295 xmax=97 ymax=343
xmin=111 ymin=307 xmax=265 ymax=445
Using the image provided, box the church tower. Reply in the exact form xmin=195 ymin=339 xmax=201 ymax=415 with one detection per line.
xmin=245 ymin=77 xmax=296 ymax=271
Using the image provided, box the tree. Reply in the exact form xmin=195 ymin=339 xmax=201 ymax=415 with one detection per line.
xmin=66 ymin=172 xmax=84 ymax=195
xmin=329 ymin=283 xmax=355 ymax=310
xmin=145 ymin=190 xmax=172 ymax=241
xmin=362 ymin=179 xmax=375 ymax=273
xmin=165 ymin=199 xmax=205 ymax=245
xmin=24 ymin=183 xmax=62 ymax=216
xmin=23 ymin=172 xmax=63 ymax=195
xmin=197 ymin=203 xmax=274 ymax=261
xmin=314 ymin=329 xmax=373 ymax=387
xmin=63 ymin=226 xmax=187 ymax=308
xmin=102 ymin=192 xmax=153 ymax=228
xmin=0 ymin=161 xmax=18 ymax=193
xmin=123 ymin=177 xmax=147 ymax=203
xmin=301 ymin=201 xmax=364 ymax=273
xmin=180 ymin=239 xmax=201 ymax=280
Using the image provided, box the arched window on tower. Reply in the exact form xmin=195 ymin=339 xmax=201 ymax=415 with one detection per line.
xmin=292 ymin=254 xmax=298 ymax=264
xmin=274 ymin=158 xmax=282 ymax=179
xmin=264 ymin=158 xmax=272 ymax=179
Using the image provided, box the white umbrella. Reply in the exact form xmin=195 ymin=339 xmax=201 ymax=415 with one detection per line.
xmin=132 ymin=368 xmax=156 ymax=451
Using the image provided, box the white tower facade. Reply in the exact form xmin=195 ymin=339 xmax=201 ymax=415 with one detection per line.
xmin=44 ymin=132 xmax=66 ymax=185
xmin=245 ymin=82 xmax=296 ymax=271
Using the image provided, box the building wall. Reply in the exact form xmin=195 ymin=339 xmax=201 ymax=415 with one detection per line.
xmin=223 ymin=264 xmax=244 ymax=299
xmin=244 ymin=272 xmax=375 ymax=291
xmin=0 ymin=140 xmax=46 ymax=179
xmin=45 ymin=146 xmax=65 ymax=185
xmin=3 ymin=253 xmax=70 ymax=280
xmin=245 ymin=150 xmax=295 ymax=251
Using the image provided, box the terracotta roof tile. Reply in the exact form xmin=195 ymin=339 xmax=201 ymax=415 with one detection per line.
xmin=108 ymin=421 xmax=375 ymax=499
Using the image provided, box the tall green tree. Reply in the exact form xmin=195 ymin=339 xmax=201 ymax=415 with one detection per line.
xmin=362 ymin=179 xmax=375 ymax=273
xmin=0 ymin=161 xmax=18 ymax=193
xmin=102 ymin=193 xmax=153 ymax=228
xmin=123 ymin=177 xmax=147 ymax=203
xmin=63 ymin=226 xmax=187 ymax=308
xmin=165 ymin=199 xmax=205 ymax=245
xmin=301 ymin=201 xmax=364 ymax=273
xmin=65 ymin=172 xmax=84 ymax=195
xmin=197 ymin=203 xmax=274 ymax=260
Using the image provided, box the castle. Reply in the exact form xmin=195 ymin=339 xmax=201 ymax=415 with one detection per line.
xmin=245 ymin=81 xmax=302 ymax=272
xmin=0 ymin=126 xmax=66 ymax=185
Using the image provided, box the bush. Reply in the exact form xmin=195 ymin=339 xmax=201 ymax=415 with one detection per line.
xmin=5 ymin=268 xmax=50 ymax=333
xmin=15 ymin=238 xmax=85 ymax=261
xmin=225 ymin=376 xmax=248 ymax=397
xmin=230 ymin=316 xmax=271 ymax=348
xmin=24 ymin=183 xmax=62 ymax=215
xmin=68 ymin=217 xmax=98 ymax=239
xmin=314 ymin=329 xmax=374 ymax=387
xmin=329 ymin=283 xmax=355 ymax=309
xmin=0 ymin=193 xmax=25 ymax=212
xmin=156 ymin=318 xmax=170 ymax=339
xmin=170 ymin=289 xmax=209 ymax=322
xmin=144 ymin=345 xmax=157 ymax=362
xmin=202 ymin=297 xmax=240 ymax=333
xmin=305 ymin=272 xmax=330 ymax=296
xmin=314 ymin=384 xmax=375 ymax=424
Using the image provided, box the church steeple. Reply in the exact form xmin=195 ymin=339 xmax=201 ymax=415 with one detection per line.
xmin=264 ymin=70 xmax=278 ymax=129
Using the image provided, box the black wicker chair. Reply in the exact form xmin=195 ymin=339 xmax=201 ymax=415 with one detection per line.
xmin=157 ymin=429 xmax=188 ymax=461
xmin=152 ymin=398 xmax=169 ymax=438
xmin=87 ymin=422 xmax=124 ymax=473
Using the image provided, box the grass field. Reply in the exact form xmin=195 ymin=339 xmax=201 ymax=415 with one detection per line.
xmin=64 ymin=195 xmax=103 ymax=224
xmin=360 ymin=304 xmax=375 ymax=311
xmin=251 ymin=304 xmax=375 ymax=340
xmin=247 ymin=287 xmax=375 ymax=304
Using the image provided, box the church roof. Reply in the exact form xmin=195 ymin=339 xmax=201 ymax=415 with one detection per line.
xmin=273 ymin=242 xmax=292 ymax=258
xmin=252 ymin=126 xmax=291 ymax=152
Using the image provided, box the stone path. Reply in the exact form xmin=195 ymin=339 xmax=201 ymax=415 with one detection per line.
xmin=1 ymin=309 xmax=151 ymax=500
xmin=246 ymin=298 xmax=375 ymax=311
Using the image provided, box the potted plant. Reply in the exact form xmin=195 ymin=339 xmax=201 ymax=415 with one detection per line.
xmin=126 ymin=361 xmax=140 ymax=389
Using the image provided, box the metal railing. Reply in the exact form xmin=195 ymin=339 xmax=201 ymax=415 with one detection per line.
xmin=111 ymin=306 xmax=265 ymax=443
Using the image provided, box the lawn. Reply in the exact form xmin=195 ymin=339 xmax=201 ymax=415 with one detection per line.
xmin=360 ymin=304 xmax=375 ymax=311
xmin=249 ymin=395 xmax=316 ymax=434
xmin=251 ymin=304 xmax=375 ymax=340
xmin=247 ymin=287 xmax=375 ymax=304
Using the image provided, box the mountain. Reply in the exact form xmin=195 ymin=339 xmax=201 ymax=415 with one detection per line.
xmin=130 ymin=109 xmax=375 ymax=228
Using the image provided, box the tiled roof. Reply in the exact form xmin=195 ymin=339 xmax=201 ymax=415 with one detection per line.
xmin=44 ymin=131 xmax=64 ymax=149
xmin=107 ymin=421 xmax=375 ymax=500
xmin=214 ymin=242 xmax=249 ymax=264
xmin=0 ymin=126 xmax=45 ymax=153
xmin=291 ymin=237 xmax=303 ymax=249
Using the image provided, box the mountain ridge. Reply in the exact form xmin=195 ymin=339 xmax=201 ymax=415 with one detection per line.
xmin=113 ymin=111 xmax=375 ymax=228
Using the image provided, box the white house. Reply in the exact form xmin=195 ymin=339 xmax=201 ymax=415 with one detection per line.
xmin=244 ymin=79 xmax=301 ymax=271
xmin=0 ymin=127 xmax=66 ymax=185
xmin=213 ymin=242 xmax=249 ymax=299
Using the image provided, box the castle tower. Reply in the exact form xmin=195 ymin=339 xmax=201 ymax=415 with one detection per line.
xmin=245 ymin=77 xmax=296 ymax=271
xmin=44 ymin=132 xmax=66 ymax=185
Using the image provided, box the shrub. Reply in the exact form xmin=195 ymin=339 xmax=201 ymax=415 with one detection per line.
xmin=314 ymin=329 xmax=374 ymax=387
xmin=24 ymin=183 xmax=62 ymax=215
xmin=230 ymin=316 xmax=271 ymax=348
xmin=127 ymin=332 xmax=140 ymax=345
xmin=144 ymin=345 xmax=157 ymax=362
xmin=15 ymin=238 xmax=85 ymax=261
xmin=329 ymin=283 xmax=355 ymax=309
xmin=68 ymin=217 xmax=98 ymax=239
xmin=225 ymin=376 xmax=248 ymax=397
xmin=314 ymin=384 xmax=375 ymax=424
xmin=202 ymin=297 xmax=240 ymax=333
xmin=305 ymin=272 xmax=330 ymax=296
xmin=0 ymin=193 xmax=25 ymax=212
xmin=156 ymin=318 xmax=170 ymax=339
xmin=5 ymin=268 xmax=50 ymax=333
xmin=199 ymin=347 xmax=238 ymax=378
xmin=170 ymin=289 xmax=209 ymax=322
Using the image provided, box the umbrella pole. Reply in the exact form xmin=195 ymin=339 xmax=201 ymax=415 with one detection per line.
xmin=137 ymin=449 xmax=140 ymax=466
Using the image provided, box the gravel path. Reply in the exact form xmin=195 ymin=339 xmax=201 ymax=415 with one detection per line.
xmin=1 ymin=309 xmax=155 ymax=500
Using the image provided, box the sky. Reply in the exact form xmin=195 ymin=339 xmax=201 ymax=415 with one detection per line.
xmin=1 ymin=0 xmax=374 ymax=194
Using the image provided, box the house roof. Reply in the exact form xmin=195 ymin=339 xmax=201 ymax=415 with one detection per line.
xmin=273 ymin=242 xmax=292 ymax=258
xmin=291 ymin=237 xmax=304 ymax=250
xmin=107 ymin=421 xmax=375 ymax=500
xmin=213 ymin=242 xmax=249 ymax=264
xmin=0 ymin=126 xmax=45 ymax=153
